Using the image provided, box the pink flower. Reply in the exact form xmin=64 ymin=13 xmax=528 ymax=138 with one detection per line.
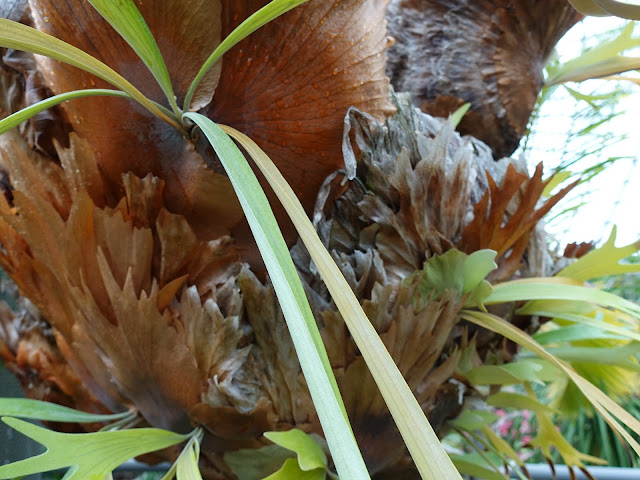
xmin=499 ymin=420 xmax=513 ymax=436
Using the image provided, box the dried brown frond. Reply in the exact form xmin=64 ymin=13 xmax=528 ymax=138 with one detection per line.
xmin=458 ymin=163 xmax=578 ymax=282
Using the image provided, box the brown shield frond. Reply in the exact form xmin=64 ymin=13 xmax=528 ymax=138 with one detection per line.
xmin=209 ymin=0 xmax=395 ymax=216
xmin=26 ymin=0 xmax=243 ymax=242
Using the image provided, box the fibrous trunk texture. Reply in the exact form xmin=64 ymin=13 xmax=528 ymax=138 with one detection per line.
xmin=386 ymin=0 xmax=582 ymax=158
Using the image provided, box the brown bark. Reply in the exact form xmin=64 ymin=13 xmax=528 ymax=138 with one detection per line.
xmin=386 ymin=0 xmax=582 ymax=158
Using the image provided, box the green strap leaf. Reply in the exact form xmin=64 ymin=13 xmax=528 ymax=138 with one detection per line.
xmin=449 ymin=455 xmax=506 ymax=480
xmin=264 ymin=430 xmax=327 ymax=472
xmin=485 ymin=277 xmax=640 ymax=318
xmin=0 ymin=18 xmax=180 ymax=130
xmin=0 ymin=417 xmax=187 ymax=479
xmin=182 ymin=113 xmax=370 ymax=480
xmin=183 ymin=0 xmax=309 ymax=111
xmin=518 ymin=301 xmax=640 ymax=342
xmin=486 ymin=392 xmax=557 ymax=416
xmin=0 ymin=398 xmax=131 ymax=423
xmin=218 ymin=124 xmax=463 ymax=480
xmin=461 ymin=310 xmax=640 ymax=459
xmin=0 ymin=89 xmax=129 ymax=135
xmin=533 ymin=324 xmax=627 ymax=344
xmin=593 ymin=0 xmax=640 ymax=19
xmin=545 ymin=22 xmax=640 ymax=85
xmin=464 ymin=360 xmax=557 ymax=386
xmin=176 ymin=443 xmax=203 ymax=480
xmin=448 ymin=410 xmax=499 ymax=431
xmin=87 ymin=0 xmax=179 ymax=115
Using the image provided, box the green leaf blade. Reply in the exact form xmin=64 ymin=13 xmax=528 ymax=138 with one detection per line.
xmin=182 ymin=112 xmax=370 ymax=480
xmin=183 ymin=0 xmax=309 ymax=111
xmin=87 ymin=0 xmax=178 ymax=114
xmin=485 ymin=278 xmax=640 ymax=318
xmin=0 ymin=398 xmax=131 ymax=424
xmin=264 ymin=430 xmax=327 ymax=472
xmin=176 ymin=444 xmax=203 ymax=480
xmin=0 ymin=89 xmax=130 ymax=136
xmin=0 ymin=18 xmax=180 ymax=129
xmin=0 ymin=417 xmax=187 ymax=479
xmin=262 ymin=458 xmax=325 ymax=480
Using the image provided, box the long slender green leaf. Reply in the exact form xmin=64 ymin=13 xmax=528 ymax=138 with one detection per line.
xmin=176 ymin=443 xmax=203 ymax=480
xmin=519 ymin=305 xmax=640 ymax=342
xmin=486 ymin=392 xmax=557 ymax=415
xmin=461 ymin=310 xmax=640 ymax=458
xmin=0 ymin=417 xmax=187 ymax=479
xmin=449 ymin=455 xmax=506 ymax=480
xmin=0 ymin=398 xmax=131 ymax=423
xmin=485 ymin=277 xmax=640 ymax=318
xmin=183 ymin=112 xmax=369 ymax=480
xmin=183 ymin=0 xmax=309 ymax=111
xmin=0 ymin=89 xmax=129 ymax=135
xmin=533 ymin=324 xmax=627 ymax=344
xmin=219 ymin=124 xmax=463 ymax=480
xmin=546 ymin=22 xmax=640 ymax=85
xmin=568 ymin=0 xmax=609 ymax=16
xmin=0 ymin=18 xmax=181 ymax=130
xmin=87 ymin=0 xmax=179 ymax=115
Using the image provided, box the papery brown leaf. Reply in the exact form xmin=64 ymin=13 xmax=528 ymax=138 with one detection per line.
xmin=459 ymin=163 xmax=578 ymax=281
xmin=563 ymin=241 xmax=594 ymax=259
xmin=321 ymin=94 xmax=484 ymax=288
xmin=236 ymin=267 xmax=315 ymax=428
xmin=0 ymin=299 xmax=109 ymax=430
xmin=0 ymin=134 xmax=256 ymax=435
xmin=190 ymin=398 xmax=275 ymax=452
xmin=210 ymin=0 xmax=395 ymax=217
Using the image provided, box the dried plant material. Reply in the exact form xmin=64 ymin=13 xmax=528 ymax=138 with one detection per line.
xmin=0 ymin=300 xmax=108 ymax=432
xmin=386 ymin=0 xmax=582 ymax=157
xmin=209 ymin=0 xmax=395 ymax=216
xmin=324 ymin=92 xmax=489 ymax=288
xmin=563 ymin=242 xmax=595 ymax=259
xmin=459 ymin=163 xmax=577 ymax=282
xmin=0 ymin=133 xmax=274 ymax=453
